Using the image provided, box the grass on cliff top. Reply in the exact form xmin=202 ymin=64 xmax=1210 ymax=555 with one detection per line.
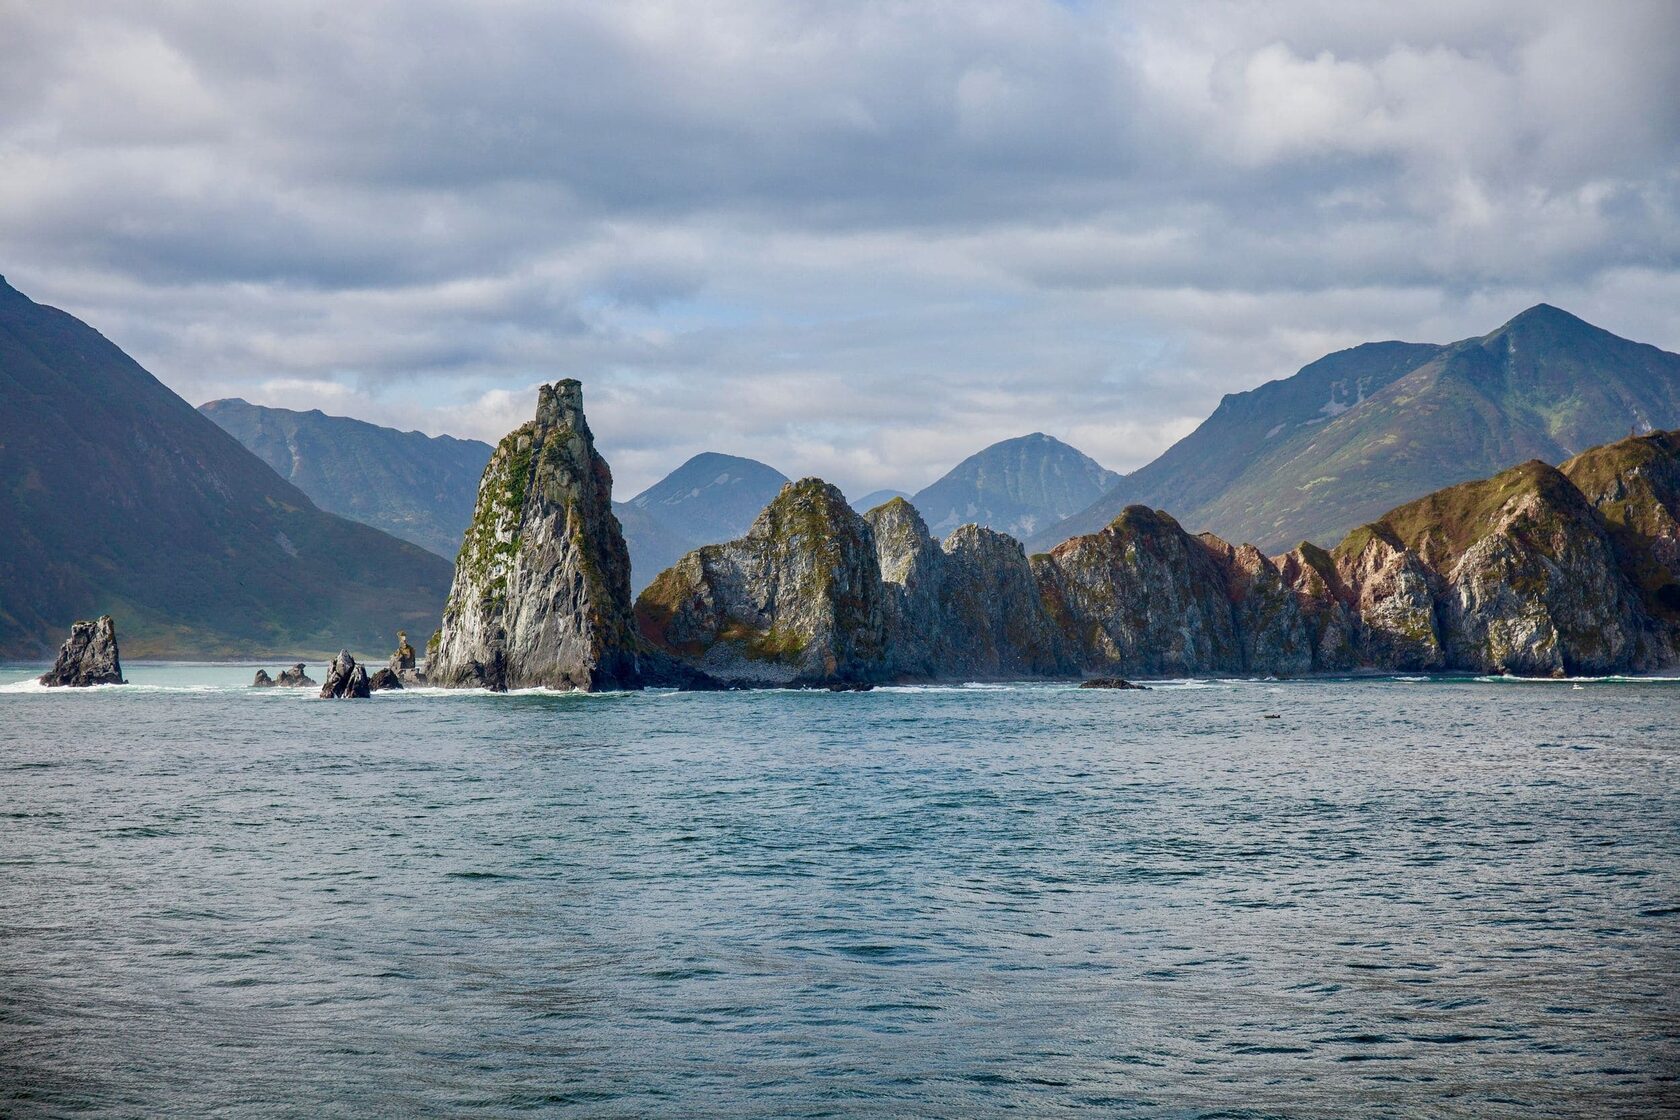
xmin=1332 ymin=459 xmax=1584 ymax=565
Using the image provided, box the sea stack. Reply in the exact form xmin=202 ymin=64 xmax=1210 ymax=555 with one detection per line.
xmin=38 ymin=616 xmax=125 ymax=687
xmin=428 ymin=380 xmax=653 ymax=692
xmin=319 ymin=650 xmax=371 ymax=699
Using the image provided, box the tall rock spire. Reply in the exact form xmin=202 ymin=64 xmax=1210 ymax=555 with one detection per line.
xmin=429 ymin=380 xmax=648 ymax=691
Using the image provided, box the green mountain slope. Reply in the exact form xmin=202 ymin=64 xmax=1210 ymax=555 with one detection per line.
xmin=0 ymin=276 xmax=452 ymax=658
xmin=200 ymin=398 xmax=493 ymax=559
xmin=1031 ymin=306 xmax=1680 ymax=554
xmin=912 ymin=432 xmax=1119 ymax=540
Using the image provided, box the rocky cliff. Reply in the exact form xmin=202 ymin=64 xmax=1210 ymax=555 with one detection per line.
xmin=39 ymin=616 xmax=125 ymax=687
xmin=866 ymin=498 xmax=1073 ymax=680
xmin=636 ymin=479 xmax=891 ymax=685
xmin=630 ymin=427 xmax=1680 ymax=683
xmin=429 ymin=381 xmax=661 ymax=692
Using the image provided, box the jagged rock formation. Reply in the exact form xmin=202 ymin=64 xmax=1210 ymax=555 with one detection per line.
xmin=1031 ymin=507 xmax=1309 ymax=677
xmin=632 ymin=427 xmax=1680 ymax=683
xmin=637 ymin=479 xmax=890 ymax=685
xmin=278 ymin=663 xmax=315 ymax=687
xmin=429 ymin=381 xmax=695 ymax=692
xmin=319 ymin=650 xmax=371 ymax=699
xmin=38 ymin=616 xmax=125 ymax=687
xmin=253 ymin=663 xmax=316 ymax=688
xmin=389 ymin=630 xmax=424 ymax=686
xmin=866 ymin=499 xmax=1073 ymax=679
xmin=368 ymin=668 xmax=403 ymax=691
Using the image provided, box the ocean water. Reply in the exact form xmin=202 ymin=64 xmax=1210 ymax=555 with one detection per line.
xmin=1 ymin=664 xmax=1676 ymax=1118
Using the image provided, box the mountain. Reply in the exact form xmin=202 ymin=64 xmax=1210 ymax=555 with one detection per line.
xmin=615 ymin=452 xmax=789 ymax=592
xmin=1030 ymin=306 xmax=1680 ymax=554
xmin=0 ymin=276 xmax=452 ymax=658
xmin=853 ymin=488 xmax=910 ymax=512
xmin=200 ymin=398 xmax=493 ymax=559
xmin=910 ymin=433 xmax=1120 ymax=540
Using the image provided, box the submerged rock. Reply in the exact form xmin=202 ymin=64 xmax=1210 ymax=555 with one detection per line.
xmin=1078 ymin=677 xmax=1149 ymax=690
xmin=39 ymin=616 xmax=125 ymax=687
xmin=429 ymin=380 xmax=663 ymax=692
xmin=320 ymin=650 xmax=371 ymax=699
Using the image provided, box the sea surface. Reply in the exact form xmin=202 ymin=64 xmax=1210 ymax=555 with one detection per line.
xmin=1 ymin=663 xmax=1676 ymax=1118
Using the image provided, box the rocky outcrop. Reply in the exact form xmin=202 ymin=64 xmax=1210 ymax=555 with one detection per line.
xmin=39 ymin=616 xmax=125 ymax=687
xmin=1338 ymin=460 xmax=1652 ymax=675
xmin=429 ymin=381 xmax=666 ymax=692
xmin=1032 ymin=508 xmax=1248 ymax=676
xmin=277 ymin=663 xmax=315 ymax=687
xmin=1276 ymin=544 xmax=1359 ymax=671
xmin=388 ymin=630 xmax=425 ymax=686
xmin=320 ymin=650 xmax=371 ymax=699
xmin=625 ymin=430 xmax=1680 ymax=683
xmin=1079 ymin=678 xmax=1148 ymax=690
xmin=866 ymin=499 xmax=1073 ymax=680
xmin=368 ymin=667 xmax=403 ymax=691
xmin=636 ymin=479 xmax=890 ymax=685
xmin=253 ymin=662 xmax=316 ymax=688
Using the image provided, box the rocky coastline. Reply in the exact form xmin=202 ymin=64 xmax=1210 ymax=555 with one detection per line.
xmin=389 ymin=384 xmax=1680 ymax=691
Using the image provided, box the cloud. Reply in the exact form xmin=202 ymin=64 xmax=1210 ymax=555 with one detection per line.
xmin=2 ymin=0 xmax=1678 ymax=496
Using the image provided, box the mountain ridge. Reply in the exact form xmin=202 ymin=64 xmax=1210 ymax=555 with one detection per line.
xmin=200 ymin=398 xmax=493 ymax=559
xmin=0 ymin=275 xmax=451 ymax=658
xmin=1029 ymin=305 xmax=1680 ymax=554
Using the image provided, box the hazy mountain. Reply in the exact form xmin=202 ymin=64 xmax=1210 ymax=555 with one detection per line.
xmin=615 ymin=452 xmax=789 ymax=591
xmin=200 ymin=398 xmax=492 ymax=559
xmin=852 ymin=489 xmax=910 ymax=512
xmin=0 ymin=276 xmax=452 ymax=658
xmin=1030 ymin=306 xmax=1680 ymax=554
xmin=911 ymin=433 xmax=1119 ymax=540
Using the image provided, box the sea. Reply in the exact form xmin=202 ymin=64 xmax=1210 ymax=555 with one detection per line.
xmin=1 ymin=663 xmax=1676 ymax=1118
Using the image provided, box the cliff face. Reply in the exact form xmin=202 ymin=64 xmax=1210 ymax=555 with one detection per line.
xmin=1033 ymin=507 xmax=1245 ymax=676
xmin=866 ymin=499 xmax=1073 ymax=679
xmin=635 ymin=479 xmax=890 ymax=685
xmin=429 ymin=381 xmax=650 ymax=692
xmin=1336 ymin=461 xmax=1652 ymax=675
xmin=629 ymin=430 xmax=1680 ymax=684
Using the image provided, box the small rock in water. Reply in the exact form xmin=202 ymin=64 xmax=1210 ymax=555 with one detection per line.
xmin=276 ymin=663 xmax=316 ymax=688
xmin=1078 ymin=677 xmax=1148 ymax=690
xmin=39 ymin=616 xmax=125 ymax=687
xmin=823 ymin=681 xmax=874 ymax=692
xmin=368 ymin=667 xmax=404 ymax=691
xmin=320 ymin=650 xmax=371 ymax=699
xmin=252 ymin=669 xmax=275 ymax=688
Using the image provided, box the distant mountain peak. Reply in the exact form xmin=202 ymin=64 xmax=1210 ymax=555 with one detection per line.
xmin=911 ymin=432 xmax=1119 ymax=539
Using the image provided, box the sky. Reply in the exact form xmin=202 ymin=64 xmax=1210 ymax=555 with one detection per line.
xmin=4 ymin=1 xmax=1679 ymax=498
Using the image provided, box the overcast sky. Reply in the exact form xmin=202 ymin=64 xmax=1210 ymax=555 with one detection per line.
xmin=4 ymin=1 xmax=1679 ymax=497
